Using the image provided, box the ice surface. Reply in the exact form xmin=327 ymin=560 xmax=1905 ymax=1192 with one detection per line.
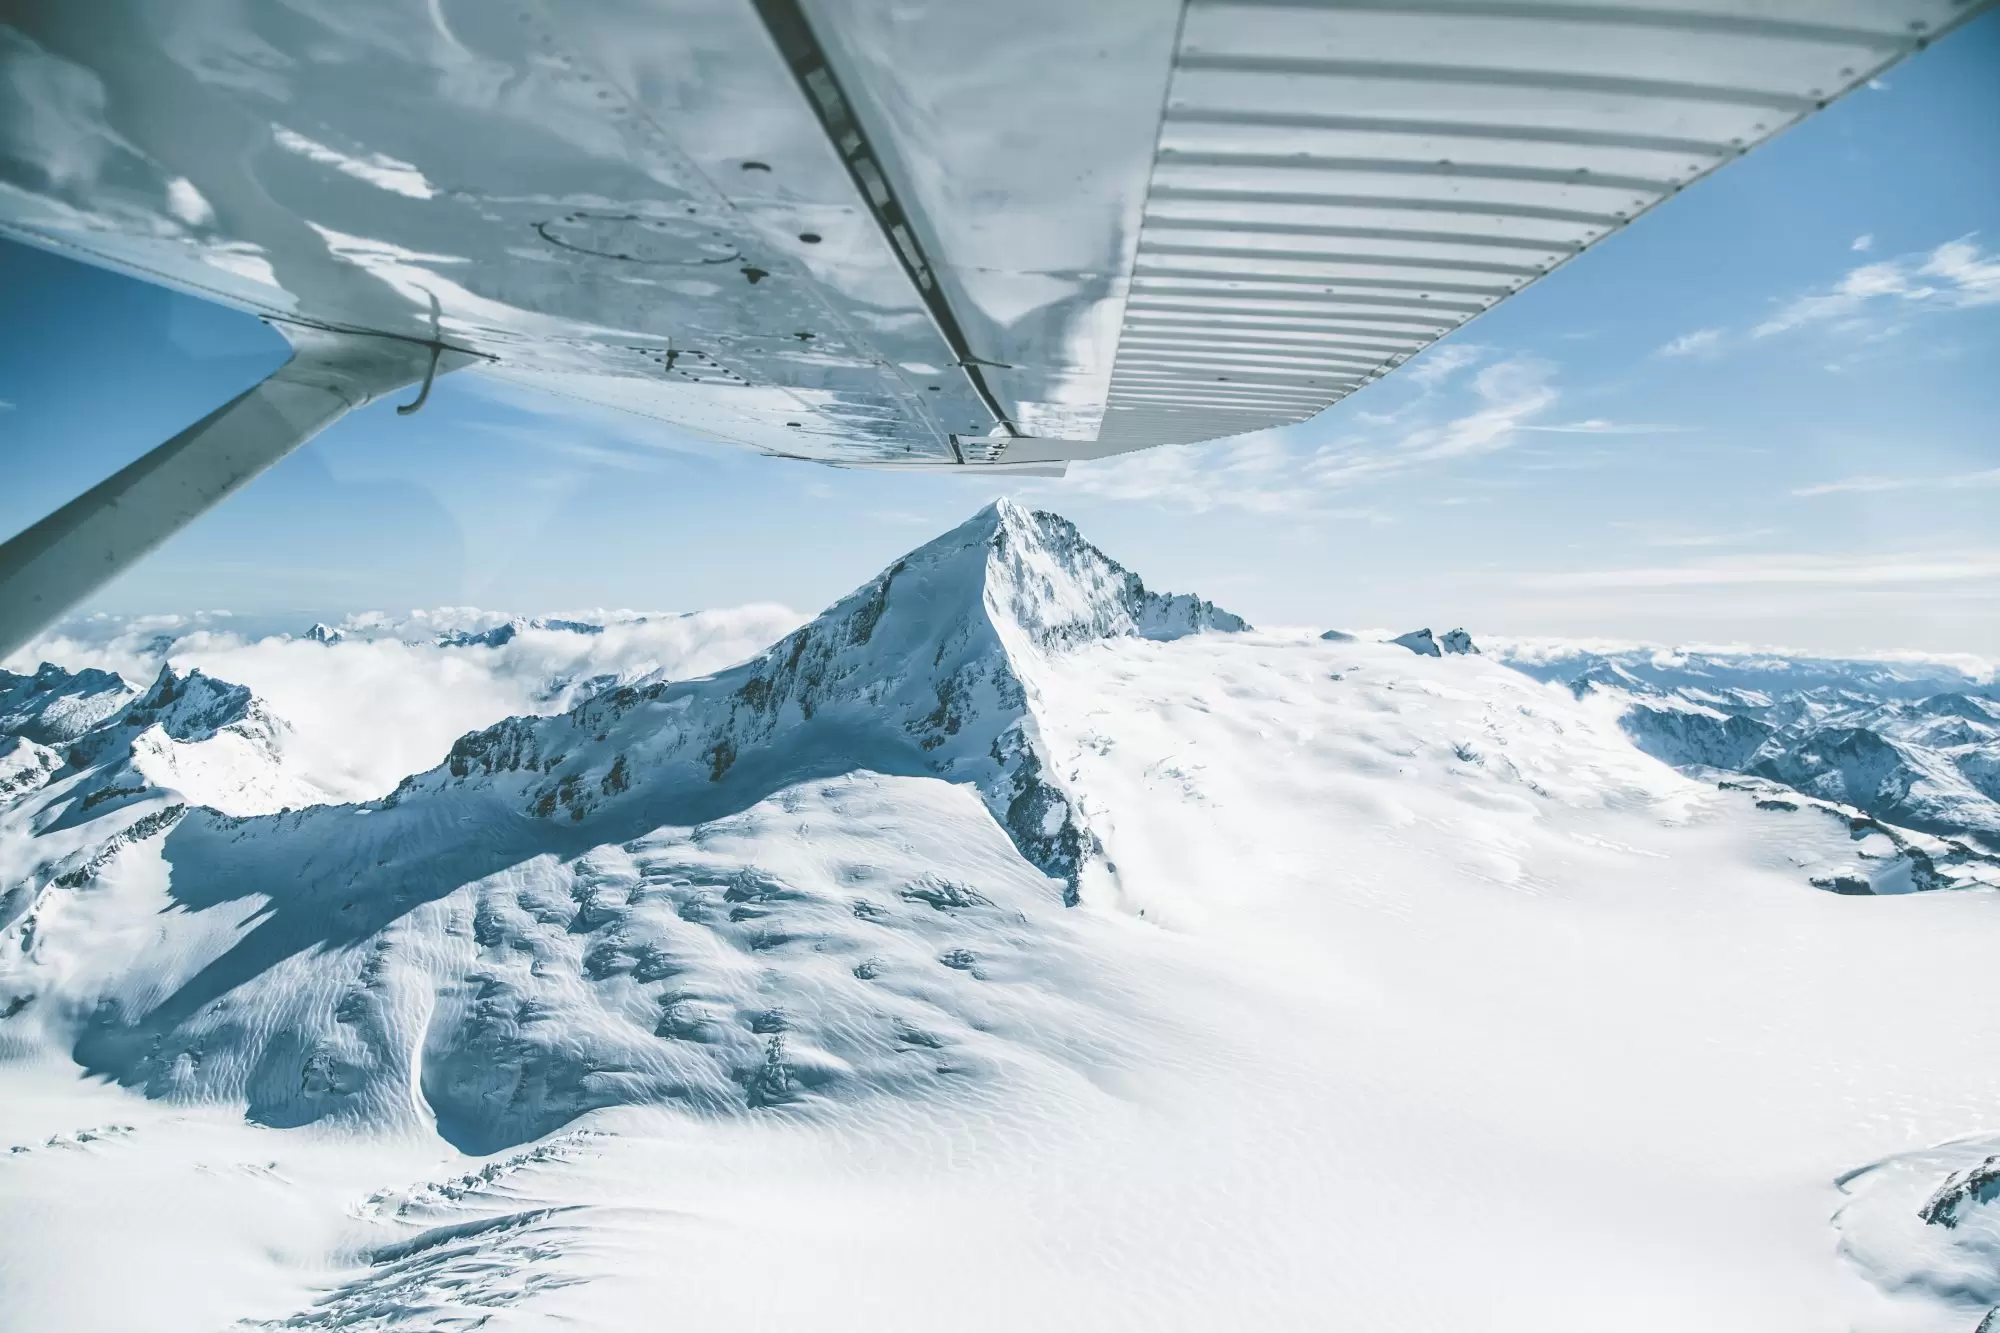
xmin=3 ymin=503 xmax=1998 ymax=1332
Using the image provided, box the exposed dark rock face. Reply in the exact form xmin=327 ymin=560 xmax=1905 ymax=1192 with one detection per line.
xmin=1920 ymin=1154 xmax=2000 ymax=1229
xmin=1621 ymin=706 xmax=1775 ymax=772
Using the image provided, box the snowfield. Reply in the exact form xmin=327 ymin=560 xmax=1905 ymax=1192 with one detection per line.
xmin=3 ymin=501 xmax=1998 ymax=1332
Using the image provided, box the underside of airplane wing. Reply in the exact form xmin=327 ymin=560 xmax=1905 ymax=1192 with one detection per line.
xmin=0 ymin=1 xmax=1991 ymax=657
xmin=4 ymin=0 xmax=1987 ymax=474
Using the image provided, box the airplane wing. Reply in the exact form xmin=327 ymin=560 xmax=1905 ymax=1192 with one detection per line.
xmin=0 ymin=1 xmax=1989 ymax=655
xmin=4 ymin=0 xmax=1987 ymax=470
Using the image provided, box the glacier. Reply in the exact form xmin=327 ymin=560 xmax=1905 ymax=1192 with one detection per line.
xmin=3 ymin=500 xmax=1999 ymax=1333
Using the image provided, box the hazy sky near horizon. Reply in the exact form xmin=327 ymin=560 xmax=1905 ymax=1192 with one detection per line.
xmin=2 ymin=15 xmax=1996 ymax=660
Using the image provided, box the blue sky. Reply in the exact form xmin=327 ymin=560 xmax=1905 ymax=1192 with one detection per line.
xmin=2 ymin=14 xmax=1996 ymax=659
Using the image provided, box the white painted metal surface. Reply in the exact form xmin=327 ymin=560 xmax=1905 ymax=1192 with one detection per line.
xmin=0 ymin=0 xmax=1989 ymax=477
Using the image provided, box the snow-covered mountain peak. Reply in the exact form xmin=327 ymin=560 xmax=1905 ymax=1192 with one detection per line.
xmin=127 ymin=665 xmax=270 ymax=744
xmin=432 ymin=503 xmax=1246 ymax=895
xmin=0 ymin=662 xmax=135 ymax=746
xmin=30 ymin=664 xmax=333 ymax=820
xmin=0 ymin=505 xmax=1250 ymax=1157
xmin=973 ymin=498 xmax=1248 ymax=650
xmin=62 ymin=664 xmax=288 ymax=765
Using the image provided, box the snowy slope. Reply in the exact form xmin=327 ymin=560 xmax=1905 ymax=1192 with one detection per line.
xmin=2 ymin=504 xmax=1998 ymax=1333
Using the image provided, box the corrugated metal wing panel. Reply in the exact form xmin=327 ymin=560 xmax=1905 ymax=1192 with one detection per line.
xmin=1090 ymin=0 xmax=1994 ymax=451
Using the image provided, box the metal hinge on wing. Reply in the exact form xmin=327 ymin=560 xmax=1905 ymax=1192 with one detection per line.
xmin=949 ymin=435 xmax=1157 ymax=467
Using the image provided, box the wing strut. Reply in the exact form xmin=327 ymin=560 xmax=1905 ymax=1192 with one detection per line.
xmin=0 ymin=326 xmax=456 ymax=661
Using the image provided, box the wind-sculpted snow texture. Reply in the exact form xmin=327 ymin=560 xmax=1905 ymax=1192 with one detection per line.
xmin=5 ymin=508 xmax=2000 ymax=1333
xmin=1500 ymin=644 xmax=2000 ymax=857
xmin=1836 ymin=1133 xmax=2000 ymax=1332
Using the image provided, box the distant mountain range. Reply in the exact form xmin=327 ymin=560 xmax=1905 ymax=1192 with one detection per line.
xmin=1496 ymin=645 xmax=2000 ymax=854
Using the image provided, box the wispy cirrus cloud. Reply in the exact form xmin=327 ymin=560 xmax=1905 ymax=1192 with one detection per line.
xmin=1519 ymin=418 xmax=1685 ymax=435
xmin=1657 ymin=328 xmax=1723 ymax=358
xmin=1058 ymin=354 xmax=1561 ymax=512
xmin=1514 ymin=548 xmax=2000 ymax=591
xmin=1754 ymin=236 xmax=2000 ymax=337
xmin=1791 ymin=467 xmax=2000 ymax=497
xmin=1641 ymin=529 xmax=1780 ymax=549
xmin=1306 ymin=355 xmax=1559 ymax=489
xmin=1790 ymin=475 xmax=1906 ymax=497
xmin=1644 ymin=238 xmax=2000 ymax=368
xmin=1058 ymin=431 xmax=1311 ymax=514
xmin=1401 ymin=342 xmax=1486 ymax=388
